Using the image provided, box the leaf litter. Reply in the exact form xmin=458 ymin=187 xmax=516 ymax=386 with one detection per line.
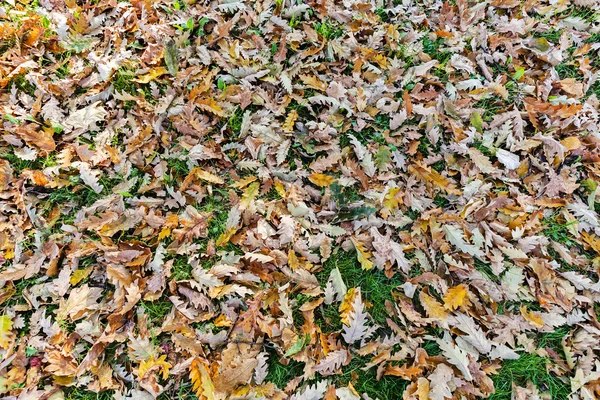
xmin=0 ymin=0 xmax=600 ymax=399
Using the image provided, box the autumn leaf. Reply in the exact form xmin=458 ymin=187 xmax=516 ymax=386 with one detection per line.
xmin=433 ymin=335 xmax=473 ymax=381
xmin=342 ymin=290 xmax=371 ymax=344
xmin=193 ymin=168 xmax=225 ymax=184
xmin=0 ymin=315 xmax=13 ymax=349
xmin=240 ymin=182 xmax=260 ymax=209
xmin=164 ymin=39 xmax=178 ymax=76
xmin=3 ymin=1 xmax=600 ymax=398
xmin=70 ymin=267 xmax=92 ymax=285
xmin=351 ymin=238 xmax=373 ymax=271
xmin=283 ymin=110 xmax=298 ymax=133
xmin=384 ymin=364 xmax=423 ymax=380
xmin=138 ymin=355 xmax=172 ymax=380
xmin=309 ymin=173 xmax=335 ymax=187
xmin=420 ymin=291 xmax=448 ymax=321
xmin=381 ymin=187 xmax=402 ymax=218
xmin=230 ymin=176 xmax=257 ymax=189
xmin=133 ymin=67 xmax=169 ymax=83
xmin=520 ymin=306 xmax=544 ymax=328
xmin=190 ymin=359 xmax=215 ymax=400
xmin=409 ymin=163 xmax=461 ymax=195
xmin=285 ymin=334 xmax=309 ymax=357
xmin=196 ymin=97 xmax=225 ymax=116
xmin=443 ymin=285 xmax=470 ymax=311
xmin=339 ymin=288 xmax=358 ymax=325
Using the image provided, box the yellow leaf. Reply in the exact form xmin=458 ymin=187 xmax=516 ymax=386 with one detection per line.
xmin=443 ymin=285 xmax=469 ymax=311
xmin=581 ymin=232 xmax=600 ymax=254
xmin=213 ymin=314 xmax=233 ymax=327
xmin=158 ymin=228 xmax=171 ymax=241
xmin=216 ymin=227 xmax=237 ymax=247
xmin=339 ymin=288 xmax=357 ymax=325
xmin=381 ymin=187 xmax=402 ymax=218
xmin=180 ymin=168 xmax=223 ymax=191
xmin=0 ymin=315 xmax=12 ymax=349
xmin=190 ymin=358 xmax=216 ymax=400
xmin=309 ymin=173 xmax=335 ymax=187
xmin=158 ymin=214 xmax=178 ymax=240
xmin=419 ymin=291 xmax=448 ymax=320
xmin=138 ymin=355 xmax=172 ymax=380
xmin=230 ymin=176 xmax=257 ymax=189
xmin=195 ymin=168 xmax=225 ymax=184
xmin=274 ymin=179 xmax=286 ymax=198
xmin=299 ymin=74 xmax=327 ymax=91
xmin=133 ymin=67 xmax=168 ymax=83
xmin=520 ymin=306 xmax=544 ymax=328
xmin=70 ymin=267 xmax=92 ymax=285
xmin=560 ymin=136 xmax=581 ymax=151
xmin=196 ymin=97 xmax=225 ymax=117
xmin=240 ymin=182 xmax=260 ymax=209
xmin=351 ymin=238 xmax=373 ymax=270
xmin=4 ymin=248 xmax=14 ymax=260
xmin=283 ymin=110 xmax=298 ymax=133
xmin=288 ymin=249 xmax=299 ymax=270
xmin=417 ymin=377 xmax=430 ymax=400
xmin=409 ymin=163 xmax=461 ymax=195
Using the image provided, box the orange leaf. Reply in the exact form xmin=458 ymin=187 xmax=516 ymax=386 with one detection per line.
xmin=384 ymin=364 xmax=423 ymax=379
xmin=520 ymin=306 xmax=544 ymax=328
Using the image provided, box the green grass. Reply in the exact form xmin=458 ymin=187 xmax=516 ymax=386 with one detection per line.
xmin=431 ymin=159 xmax=446 ymax=173
xmin=264 ymin=250 xmax=410 ymax=397
xmin=472 ymin=140 xmax=495 ymax=158
xmin=226 ymin=106 xmax=246 ymax=137
xmin=334 ymin=357 xmax=408 ymax=399
xmin=473 ymin=96 xmax=507 ymax=122
xmin=433 ymin=193 xmax=449 ymax=208
xmin=489 ymin=353 xmax=570 ymax=400
xmin=497 ymin=300 xmax=543 ymax=314
xmin=555 ymin=62 xmax=581 ymax=80
xmin=140 ymin=298 xmax=172 ymax=324
xmin=112 ymin=67 xmax=137 ymax=94
xmin=533 ymin=29 xmax=564 ymax=43
xmin=202 ymin=189 xmax=230 ymax=238
xmin=0 ymin=149 xmax=57 ymax=174
xmin=474 ymin=259 xmax=501 ymax=283
xmin=423 ymin=339 xmax=441 ymax=356
xmin=319 ymin=303 xmax=343 ymax=333
xmin=317 ymin=250 xmax=405 ymax=327
xmin=314 ymin=20 xmax=345 ymax=40
xmin=157 ymin=381 xmax=197 ymax=399
xmin=267 ymin=356 xmax=305 ymax=389
xmin=560 ymin=5 xmax=599 ymax=23
xmin=165 ymin=156 xmax=191 ymax=181
xmin=64 ymin=388 xmax=115 ymax=399
xmin=484 ymin=320 xmax=570 ymax=399
xmin=422 ymin=36 xmax=451 ymax=65
xmin=542 ymin=214 xmax=577 ymax=247
xmin=7 ymin=74 xmax=36 ymax=97
xmin=171 ymin=254 xmax=193 ymax=281
xmin=268 ymin=354 xmax=409 ymax=399
xmin=537 ymin=327 xmax=569 ymax=354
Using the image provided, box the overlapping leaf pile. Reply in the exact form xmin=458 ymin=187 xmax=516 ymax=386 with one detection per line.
xmin=1 ymin=0 xmax=600 ymax=398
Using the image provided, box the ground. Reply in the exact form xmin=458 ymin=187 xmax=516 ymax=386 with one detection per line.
xmin=0 ymin=0 xmax=600 ymax=399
